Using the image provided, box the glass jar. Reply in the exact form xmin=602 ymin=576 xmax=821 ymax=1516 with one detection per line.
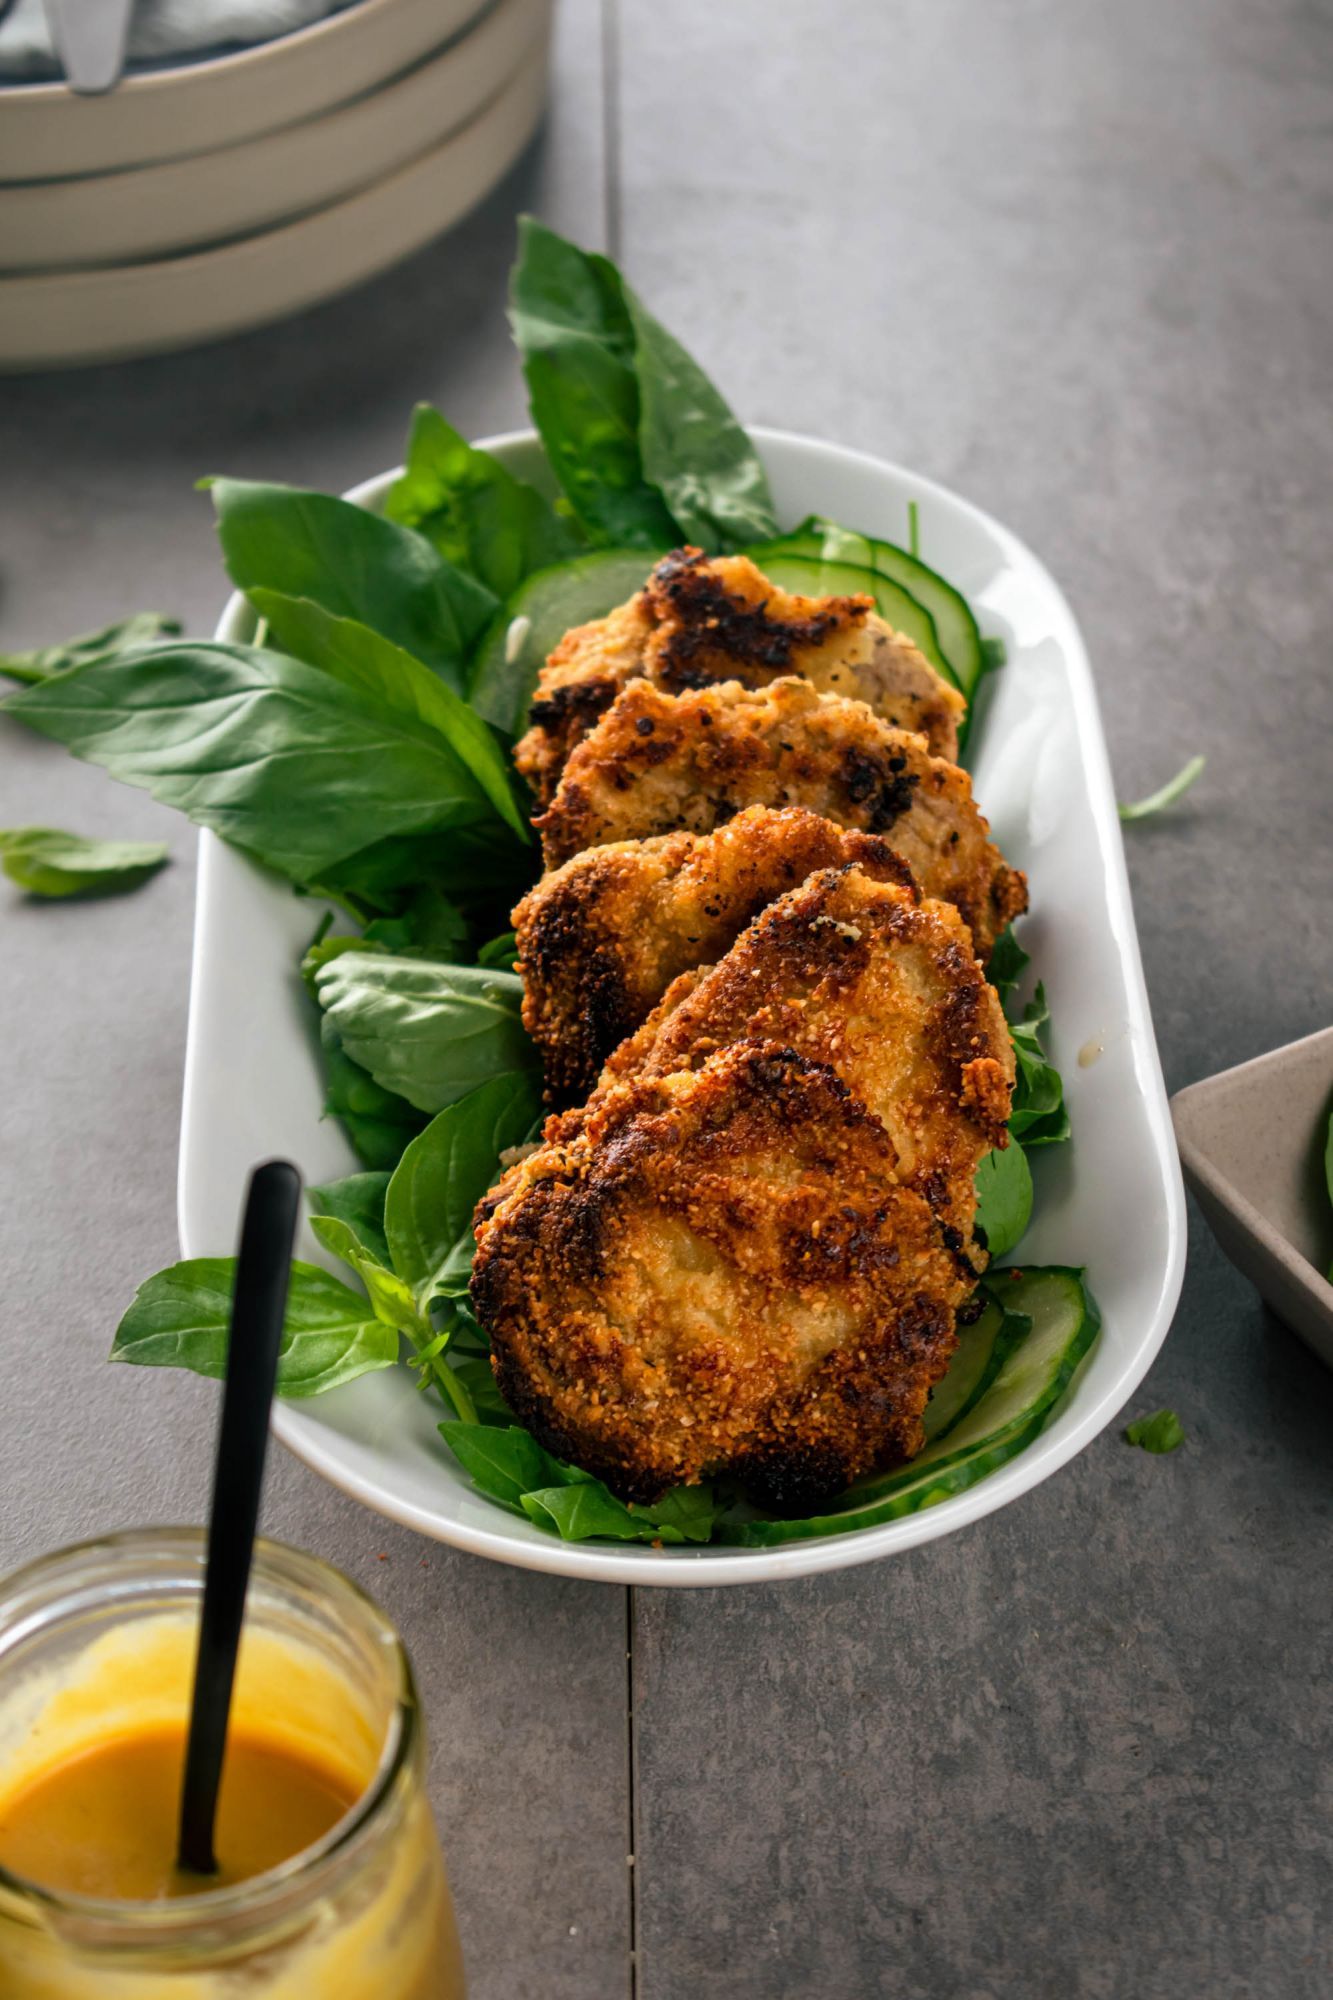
xmin=0 ymin=1530 xmax=465 ymax=1998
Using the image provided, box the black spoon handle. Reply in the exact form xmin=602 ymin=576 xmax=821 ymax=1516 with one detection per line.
xmin=177 ymin=1159 xmax=301 ymax=1876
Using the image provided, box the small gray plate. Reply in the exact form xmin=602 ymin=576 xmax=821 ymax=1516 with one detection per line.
xmin=1172 ymin=1026 xmax=1333 ymax=1369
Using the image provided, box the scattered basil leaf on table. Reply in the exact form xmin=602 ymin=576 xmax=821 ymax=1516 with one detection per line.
xmin=0 ymin=827 xmax=167 ymax=898
xmin=243 ymin=591 xmax=527 ymax=839
xmin=314 ymin=953 xmax=537 ymax=1115
xmin=0 ymin=612 xmax=181 ymax=685
xmin=207 ymin=477 xmax=497 ymax=695
xmin=974 ymin=1141 xmax=1034 ymax=1259
xmin=1123 ymin=1409 xmax=1185 ymax=1453
xmin=111 ymin=1259 xmax=398 ymax=1395
xmin=1118 ymin=754 xmax=1206 ymax=822
xmin=3 ymin=641 xmax=509 ymax=886
xmin=385 ymin=403 xmax=581 ymax=598
xmin=384 ymin=1074 xmax=544 ymax=1308
xmin=308 ymin=1171 xmax=392 ymax=1268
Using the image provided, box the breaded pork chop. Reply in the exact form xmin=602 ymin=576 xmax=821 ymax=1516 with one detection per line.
xmin=594 ymin=863 xmax=1013 ymax=1241
xmin=513 ymin=805 xmax=917 ymax=1104
xmin=535 ymin=675 xmax=1027 ymax=959
xmin=515 ymin=548 xmax=965 ymax=803
xmin=472 ymin=868 xmax=1014 ymax=1504
xmin=472 ymin=1042 xmax=972 ymax=1507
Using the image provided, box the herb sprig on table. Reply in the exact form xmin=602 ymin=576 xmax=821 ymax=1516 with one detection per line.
xmin=2 ymin=218 xmax=1094 ymax=1547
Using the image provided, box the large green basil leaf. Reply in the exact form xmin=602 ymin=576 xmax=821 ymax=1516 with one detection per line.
xmin=245 ymin=592 xmax=527 ymax=837
xmin=110 ymin=1258 xmax=397 ymax=1396
xmin=314 ymin=952 xmax=536 ymax=1114
xmin=625 ymin=291 xmax=777 ymax=547
xmin=209 ymin=478 xmax=497 ymax=693
xmin=509 ymin=218 xmax=681 ymax=548
xmin=384 ymin=404 xmax=580 ymax=598
xmin=3 ymin=641 xmax=502 ymax=885
xmin=308 ymin=1171 xmax=392 ymax=1268
xmin=384 ymin=1074 xmax=543 ymax=1307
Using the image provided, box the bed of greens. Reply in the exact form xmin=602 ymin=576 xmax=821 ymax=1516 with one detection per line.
xmin=2 ymin=219 xmax=1099 ymax=1549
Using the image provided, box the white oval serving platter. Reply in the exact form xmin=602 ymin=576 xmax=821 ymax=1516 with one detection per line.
xmin=180 ymin=428 xmax=1186 ymax=1587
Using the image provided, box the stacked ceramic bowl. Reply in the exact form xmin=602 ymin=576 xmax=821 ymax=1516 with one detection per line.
xmin=0 ymin=0 xmax=551 ymax=369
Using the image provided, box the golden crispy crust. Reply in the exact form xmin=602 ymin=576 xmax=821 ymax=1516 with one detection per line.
xmin=597 ymin=863 xmax=1013 ymax=1237
xmin=536 ymin=676 xmax=1026 ymax=958
xmin=513 ymin=550 xmax=964 ymax=803
xmin=472 ymin=866 xmax=1015 ymax=1506
xmin=513 ymin=805 xmax=917 ymax=1104
xmin=472 ymin=1043 xmax=969 ymax=1507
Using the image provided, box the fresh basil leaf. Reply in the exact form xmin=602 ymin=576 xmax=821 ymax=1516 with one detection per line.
xmin=980 ymin=635 xmax=1008 ymax=674
xmin=450 ymin=1354 xmax=513 ymax=1426
xmin=208 ymin=478 xmax=497 ymax=695
xmin=438 ymin=1421 xmax=593 ymax=1508
xmin=0 ymin=613 xmax=183 ymax=686
xmin=520 ymin=1478 xmax=721 ymax=1545
xmin=0 ymin=826 xmax=167 ymax=899
xmin=314 ymin=825 xmax=535 ymax=921
xmin=1118 ymin=754 xmax=1206 ymax=822
xmin=385 ymin=404 xmax=581 ymax=598
xmin=974 ymin=1142 xmax=1033 ymax=1259
xmin=987 ymin=926 xmax=1030 ymax=1008
xmin=1009 ymin=988 xmax=1067 ymax=1146
xmin=1123 ymin=1408 xmax=1185 ymax=1453
xmin=385 ymin=1074 xmax=544 ymax=1306
xmin=315 ymin=953 xmax=537 ymax=1115
xmin=625 ymin=290 xmax=777 ymax=548
xmin=319 ymin=1016 xmax=428 ymax=1170
xmin=110 ymin=1258 xmax=397 ymax=1396
xmin=3 ymin=641 xmax=504 ymax=886
xmin=372 ymin=885 xmax=470 ymax=960
xmin=309 ymin=1214 xmax=423 ymax=1334
xmin=308 ymin=1171 xmax=392 ymax=1267
xmin=509 ymin=218 xmax=681 ymax=548
xmin=245 ymin=593 xmax=527 ymax=839
xmin=476 ymin=930 xmax=520 ymax=971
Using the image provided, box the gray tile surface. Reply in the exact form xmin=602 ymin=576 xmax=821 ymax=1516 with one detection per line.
xmin=614 ymin=3 xmax=1331 ymax=1996
xmin=0 ymin=2 xmax=1330 ymax=1997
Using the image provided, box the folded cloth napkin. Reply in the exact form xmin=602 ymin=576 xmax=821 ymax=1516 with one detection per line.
xmin=0 ymin=0 xmax=363 ymax=81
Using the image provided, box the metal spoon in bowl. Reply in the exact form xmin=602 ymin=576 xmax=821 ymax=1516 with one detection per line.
xmin=42 ymin=0 xmax=135 ymax=94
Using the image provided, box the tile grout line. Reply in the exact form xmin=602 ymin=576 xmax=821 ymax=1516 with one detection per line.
xmin=600 ymin=0 xmax=623 ymax=262
xmin=625 ymin=1584 xmax=639 ymax=2000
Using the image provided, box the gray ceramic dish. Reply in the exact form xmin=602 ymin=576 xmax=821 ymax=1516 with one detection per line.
xmin=1171 ymin=1026 xmax=1333 ymax=1368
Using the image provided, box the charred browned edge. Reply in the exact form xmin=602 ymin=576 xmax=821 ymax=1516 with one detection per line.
xmin=515 ymin=872 xmax=638 ymax=1106
xmin=837 ymin=742 xmax=920 ymax=832
xmin=647 ymin=548 xmax=870 ymax=690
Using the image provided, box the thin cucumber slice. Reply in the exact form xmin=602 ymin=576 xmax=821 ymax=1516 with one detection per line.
xmin=922 ymin=1299 xmax=1029 ymax=1441
xmin=722 ymin=1267 xmax=1099 ymax=1546
xmin=757 ymin=517 xmax=983 ymax=698
xmin=468 ymin=549 xmax=661 ymax=735
xmin=748 ymin=551 xmax=953 ymax=690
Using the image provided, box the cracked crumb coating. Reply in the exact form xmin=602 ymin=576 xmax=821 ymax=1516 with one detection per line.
xmin=472 ymin=866 xmax=1014 ymax=1506
xmin=513 ymin=804 xmax=917 ymax=1105
xmin=472 ymin=1043 xmax=973 ymax=1507
xmin=535 ymin=675 xmax=1027 ymax=959
xmin=514 ymin=548 xmax=965 ymax=804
